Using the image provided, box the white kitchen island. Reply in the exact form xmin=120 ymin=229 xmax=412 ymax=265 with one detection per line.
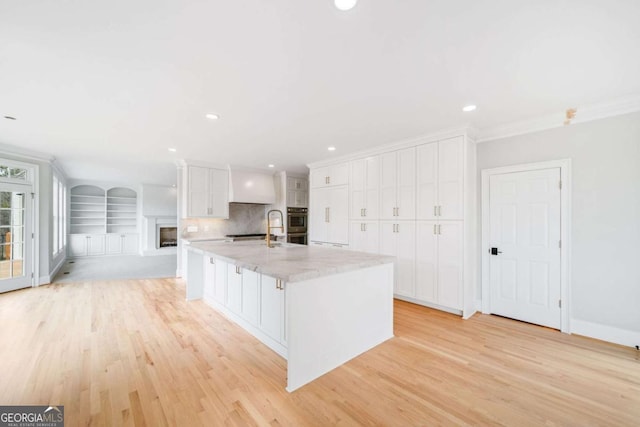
xmin=185 ymin=240 xmax=394 ymax=392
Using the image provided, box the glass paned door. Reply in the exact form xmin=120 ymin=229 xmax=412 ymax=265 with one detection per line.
xmin=0 ymin=186 xmax=32 ymax=293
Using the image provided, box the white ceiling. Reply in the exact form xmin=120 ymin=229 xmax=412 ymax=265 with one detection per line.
xmin=1 ymin=0 xmax=639 ymax=185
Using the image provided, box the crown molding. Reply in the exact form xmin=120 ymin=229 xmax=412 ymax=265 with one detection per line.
xmin=0 ymin=142 xmax=55 ymax=163
xmin=307 ymin=125 xmax=474 ymax=169
xmin=476 ymin=93 xmax=640 ymax=143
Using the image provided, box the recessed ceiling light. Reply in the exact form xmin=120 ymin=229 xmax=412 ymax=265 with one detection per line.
xmin=328 ymin=146 xmax=336 ymax=151
xmin=4 ymin=116 xmax=16 ymax=120
xmin=462 ymin=105 xmax=477 ymax=112
xmin=335 ymin=0 xmax=358 ymax=11
xmin=168 ymin=148 xmax=177 ymax=152
xmin=205 ymin=113 xmax=219 ymax=120
xmin=268 ymin=164 xmax=275 ymax=168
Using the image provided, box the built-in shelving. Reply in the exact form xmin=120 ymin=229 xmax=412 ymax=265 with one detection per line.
xmin=106 ymin=188 xmax=137 ymax=234
xmin=70 ymin=185 xmax=107 ymax=234
xmin=69 ymin=185 xmax=138 ymax=235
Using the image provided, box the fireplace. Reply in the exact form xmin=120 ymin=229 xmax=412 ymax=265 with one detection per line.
xmin=158 ymin=226 xmax=177 ymax=248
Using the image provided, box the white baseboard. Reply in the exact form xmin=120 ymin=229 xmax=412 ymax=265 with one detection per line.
xmin=393 ymin=294 xmax=463 ymax=316
xmin=38 ymin=255 xmax=67 ymax=285
xmin=571 ymin=318 xmax=640 ymax=348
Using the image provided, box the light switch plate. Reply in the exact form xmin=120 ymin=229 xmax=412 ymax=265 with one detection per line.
xmin=187 ymin=226 xmax=198 ymax=232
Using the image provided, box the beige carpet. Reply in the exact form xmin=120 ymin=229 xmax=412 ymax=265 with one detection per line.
xmin=53 ymin=254 xmax=177 ymax=283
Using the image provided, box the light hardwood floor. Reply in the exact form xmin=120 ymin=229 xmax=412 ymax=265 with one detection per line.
xmin=0 ymin=278 xmax=638 ymax=426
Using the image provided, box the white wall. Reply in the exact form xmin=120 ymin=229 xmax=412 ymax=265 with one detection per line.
xmin=141 ymin=184 xmax=177 ymax=216
xmin=477 ymin=112 xmax=640 ymax=334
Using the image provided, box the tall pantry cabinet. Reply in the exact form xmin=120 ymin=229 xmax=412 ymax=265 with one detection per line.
xmin=308 ymin=132 xmax=476 ymax=319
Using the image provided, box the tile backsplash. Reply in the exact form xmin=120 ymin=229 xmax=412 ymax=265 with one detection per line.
xmin=180 ymin=203 xmax=268 ymax=239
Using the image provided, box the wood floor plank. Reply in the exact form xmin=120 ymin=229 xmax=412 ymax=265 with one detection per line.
xmin=0 ymin=278 xmax=638 ymax=426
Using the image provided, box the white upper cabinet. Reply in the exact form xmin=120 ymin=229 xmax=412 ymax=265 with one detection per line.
xmin=417 ymin=136 xmax=464 ymax=220
xmin=311 ymin=162 xmax=349 ymax=188
xmin=380 ymin=147 xmax=416 ymax=220
xmin=186 ymin=166 xmax=229 ymax=218
xmin=350 ymin=156 xmax=379 ymax=220
xmin=286 ymin=176 xmax=308 ymax=208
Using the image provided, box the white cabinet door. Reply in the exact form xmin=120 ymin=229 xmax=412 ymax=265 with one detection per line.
xmin=416 ymin=143 xmax=438 ymax=220
xmin=328 ymin=162 xmax=348 ymax=186
xmin=311 ymin=163 xmax=348 ymax=188
xmin=380 ymin=221 xmax=415 ymax=298
xmin=213 ymin=259 xmax=227 ymax=305
xmin=188 ymin=166 xmax=210 ymax=217
xmin=415 ymin=221 xmax=463 ymax=310
xmin=416 ymin=137 xmax=464 ymax=221
xmin=203 ymin=256 xmax=216 ymax=302
xmin=309 ymin=187 xmax=328 ymax=242
xmin=87 ymin=234 xmax=106 ymax=256
xmin=227 ymin=264 xmax=242 ymax=313
xmin=186 ymin=166 xmax=229 ymax=218
xmin=209 ymin=168 xmax=229 ymax=218
xmin=379 ymin=152 xmax=397 ymax=220
xmin=241 ymin=269 xmax=259 ymax=326
xmin=350 ymin=221 xmax=379 ymax=254
xmin=396 ymin=147 xmax=416 ymax=220
xmin=287 ymin=188 xmax=308 ymax=208
xmin=396 ymin=222 xmax=415 ymax=298
xmin=364 ymin=156 xmax=380 ymax=219
xmin=122 ymin=234 xmax=138 ymax=254
xmin=310 ymin=185 xmax=348 ymax=244
xmin=380 ymin=148 xmax=415 ymax=220
xmin=350 ymin=159 xmax=366 ymax=219
xmin=350 ymin=157 xmax=379 ymax=220
xmin=327 ymin=186 xmax=349 ymax=245
xmin=438 ymin=136 xmax=464 ymax=220
xmin=415 ymin=221 xmax=438 ymax=303
xmin=437 ymin=222 xmax=463 ymax=309
xmin=295 ymin=190 xmax=308 ymax=208
xmin=310 ymin=167 xmax=328 ymax=188
xmin=260 ymin=275 xmax=284 ymax=343
xmin=68 ymin=234 xmax=87 ymax=257
xmin=106 ymin=234 xmax=122 ymax=255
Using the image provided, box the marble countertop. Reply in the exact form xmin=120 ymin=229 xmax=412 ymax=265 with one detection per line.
xmin=181 ymin=236 xmax=230 ymax=243
xmin=188 ymin=241 xmax=395 ymax=283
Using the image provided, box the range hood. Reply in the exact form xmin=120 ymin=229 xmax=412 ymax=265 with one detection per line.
xmin=228 ymin=167 xmax=276 ymax=204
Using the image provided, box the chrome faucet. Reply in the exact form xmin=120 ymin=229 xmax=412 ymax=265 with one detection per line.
xmin=266 ymin=209 xmax=284 ymax=248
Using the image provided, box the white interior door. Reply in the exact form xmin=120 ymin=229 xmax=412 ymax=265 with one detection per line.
xmin=0 ymin=184 xmax=33 ymax=293
xmin=489 ymin=168 xmax=561 ymax=329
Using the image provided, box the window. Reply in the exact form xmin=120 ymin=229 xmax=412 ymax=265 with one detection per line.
xmin=52 ymin=171 xmax=67 ymax=256
xmin=0 ymin=164 xmax=30 ymax=183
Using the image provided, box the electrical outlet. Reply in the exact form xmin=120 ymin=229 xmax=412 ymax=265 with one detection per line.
xmin=187 ymin=226 xmax=198 ymax=233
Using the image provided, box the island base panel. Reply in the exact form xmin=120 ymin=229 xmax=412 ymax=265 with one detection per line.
xmin=286 ymin=263 xmax=394 ymax=392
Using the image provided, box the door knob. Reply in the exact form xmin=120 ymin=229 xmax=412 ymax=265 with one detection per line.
xmin=490 ymin=247 xmax=503 ymax=255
